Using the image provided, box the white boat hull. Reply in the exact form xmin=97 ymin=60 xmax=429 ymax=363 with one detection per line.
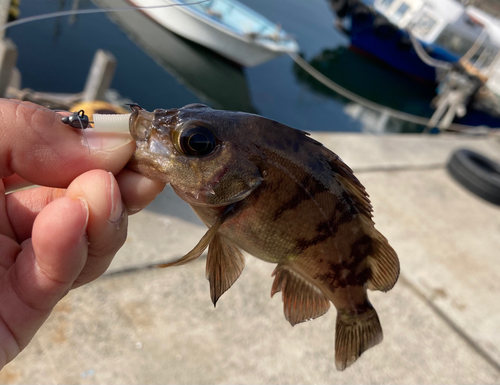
xmin=129 ymin=0 xmax=298 ymax=67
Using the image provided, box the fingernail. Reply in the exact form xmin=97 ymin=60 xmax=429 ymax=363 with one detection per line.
xmin=84 ymin=131 xmax=134 ymax=151
xmin=77 ymin=197 xmax=89 ymax=232
xmin=109 ymin=172 xmax=123 ymax=223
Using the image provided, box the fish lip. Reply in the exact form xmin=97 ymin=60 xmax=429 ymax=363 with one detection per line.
xmin=129 ymin=109 xmax=148 ymax=142
xmin=129 ymin=108 xmax=160 ymax=142
xmin=129 ymin=105 xmax=141 ymax=140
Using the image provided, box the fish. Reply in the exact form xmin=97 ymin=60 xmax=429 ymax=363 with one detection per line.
xmin=127 ymin=103 xmax=399 ymax=370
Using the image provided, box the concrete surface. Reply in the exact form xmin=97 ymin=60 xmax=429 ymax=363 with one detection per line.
xmin=2 ymin=133 xmax=500 ymax=384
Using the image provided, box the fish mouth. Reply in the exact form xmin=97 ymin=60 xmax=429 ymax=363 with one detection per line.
xmin=129 ymin=106 xmax=155 ymax=142
xmin=128 ymin=106 xmax=175 ymax=183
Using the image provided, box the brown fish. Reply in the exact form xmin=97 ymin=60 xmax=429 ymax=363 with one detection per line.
xmin=128 ymin=103 xmax=399 ymax=370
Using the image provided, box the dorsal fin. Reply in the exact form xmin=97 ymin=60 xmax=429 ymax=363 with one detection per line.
xmin=271 ymin=265 xmax=330 ymax=326
xmin=206 ymin=234 xmax=245 ymax=306
xmin=327 ymin=157 xmax=373 ymax=219
xmin=321 ymin=148 xmax=399 ymax=291
xmin=366 ymin=229 xmax=400 ymax=292
xmin=299 ymin=133 xmax=373 ymax=219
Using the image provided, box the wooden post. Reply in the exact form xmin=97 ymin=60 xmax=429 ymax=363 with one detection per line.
xmin=82 ymin=49 xmax=116 ymax=102
xmin=0 ymin=38 xmax=18 ymax=97
xmin=374 ymin=109 xmax=390 ymax=132
xmin=0 ymin=0 xmax=11 ymax=40
xmin=69 ymin=0 xmax=81 ymax=25
xmin=9 ymin=66 xmax=21 ymax=89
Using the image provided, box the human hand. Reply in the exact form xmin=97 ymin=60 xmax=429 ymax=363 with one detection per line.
xmin=0 ymin=99 xmax=166 ymax=369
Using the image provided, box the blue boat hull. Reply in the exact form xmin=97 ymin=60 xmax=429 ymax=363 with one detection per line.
xmin=347 ymin=9 xmax=458 ymax=82
xmin=335 ymin=4 xmax=500 ymax=128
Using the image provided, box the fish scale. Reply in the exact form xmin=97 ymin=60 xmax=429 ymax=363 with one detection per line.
xmin=127 ymin=103 xmax=399 ymax=371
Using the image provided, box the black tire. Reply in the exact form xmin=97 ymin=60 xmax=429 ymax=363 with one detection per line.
xmin=447 ymin=149 xmax=500 ymax=206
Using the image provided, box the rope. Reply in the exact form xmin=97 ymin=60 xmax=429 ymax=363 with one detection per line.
xmin=407 ymin=31 xmax=452 ymax=70
xmin=0 ymin=0 xmax=211 ymax=31
xmin=461 ymin=28 xmax=488 ymax=64
xmin=288 ymin=52 xmax=500 ymax=134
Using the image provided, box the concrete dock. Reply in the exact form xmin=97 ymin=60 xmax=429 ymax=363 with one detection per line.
xmin=2 ymin=133 xmax=500 ymax=384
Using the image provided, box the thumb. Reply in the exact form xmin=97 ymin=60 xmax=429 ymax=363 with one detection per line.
xmin=0 ymin=99 xmax=134 ymax=187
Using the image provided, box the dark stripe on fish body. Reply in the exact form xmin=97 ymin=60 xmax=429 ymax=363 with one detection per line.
xmin=350 ymin=234 xmax=373 ymax=260
xmin=314 ymin=235 xmax=374 ymax=289
xmin=295 ymin=205 xmax=354 ymax=251
xmin=315 ymin=260 xmax=371 ymax=290
xmin=272 ymin=175 xmax=329 ymax=221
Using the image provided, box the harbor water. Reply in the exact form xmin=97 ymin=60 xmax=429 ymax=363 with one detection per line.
xmin=8 ymin=0 xmax=438 ymax=132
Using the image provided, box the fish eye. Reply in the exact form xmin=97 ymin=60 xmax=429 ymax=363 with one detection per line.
xmin=178 ymin=125 xmax=217 ymax=156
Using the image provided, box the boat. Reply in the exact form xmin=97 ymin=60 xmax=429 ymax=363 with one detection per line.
xmin=92 ymin=0 xmax=257 ymax=112
xmin=328 ymin=0 xmax=500 ymax=83
xmin=127 ymin=0 xmax=299 ymax=67
xmin=326 ymin=0 xmax=500 ymax=128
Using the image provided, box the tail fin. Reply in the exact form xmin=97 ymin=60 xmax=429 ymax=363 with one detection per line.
xmin=335 ymin=304 xmax=383 ymax=371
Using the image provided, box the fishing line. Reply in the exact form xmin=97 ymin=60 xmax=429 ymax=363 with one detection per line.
xmin=0 ymin=0 xmax=210 ymax=31
xmin=76 ymin=112 xmax=91 ymax=153
xmin=61 ymin=110 xmax=92 ymax=151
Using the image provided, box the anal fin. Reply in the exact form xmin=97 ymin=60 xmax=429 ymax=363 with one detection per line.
xmin=271 ymin=265 xmax=330 ymax=326
xmin=367 ymin=231 xmax=400 ymax=292
xmin=335 ymin=303 xmax=383 ymax=371
xmin=206 ymin=235 xmax=245 ymax=306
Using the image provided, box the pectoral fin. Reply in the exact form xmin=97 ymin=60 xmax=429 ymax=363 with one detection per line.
xmin=157 ymin=204 xmax=236 ymax=268
xmin=271 ymin=265 xmax=330 ymax=326
xmin=206 ymin=235 xmax=245 ymax=306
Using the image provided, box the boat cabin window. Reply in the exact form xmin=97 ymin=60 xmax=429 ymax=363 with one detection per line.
xmin=392 ymin=2 xmax=410 ymax=23
xmin=190 ymin=0 xmax=280 ymax=38
xmin=376 ymin=0 xmax=422 ymax=27
xmin=379 ymin=0 xmax=395 ymax=10
xmin=412 ymin=12 xmax=437 ymax=37
xmin=435 ymin=25 xmax=476 ymax=57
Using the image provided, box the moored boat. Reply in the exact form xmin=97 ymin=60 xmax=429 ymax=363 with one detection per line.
xmin=328 ymin=0 xmax=500 ymax=82
xmin=128 ymin=0 xmax=299 ymax=67
xmin=327 ymin=0 xmax=500 ymax=128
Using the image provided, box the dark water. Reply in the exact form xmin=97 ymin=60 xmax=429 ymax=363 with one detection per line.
xmin=7 ymin=0 xmax=436 ymax=132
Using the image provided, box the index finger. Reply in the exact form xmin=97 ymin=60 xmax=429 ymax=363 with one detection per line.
xmin=0 ymin=99 xmax=135 ymax=188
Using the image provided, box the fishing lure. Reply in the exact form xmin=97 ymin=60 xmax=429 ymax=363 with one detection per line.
xmin=61 ymin=110 xmax=90 ymax=129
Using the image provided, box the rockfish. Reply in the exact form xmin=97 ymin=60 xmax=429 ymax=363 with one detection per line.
xmin=127 ymin=103 xmax=399 ymax=370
